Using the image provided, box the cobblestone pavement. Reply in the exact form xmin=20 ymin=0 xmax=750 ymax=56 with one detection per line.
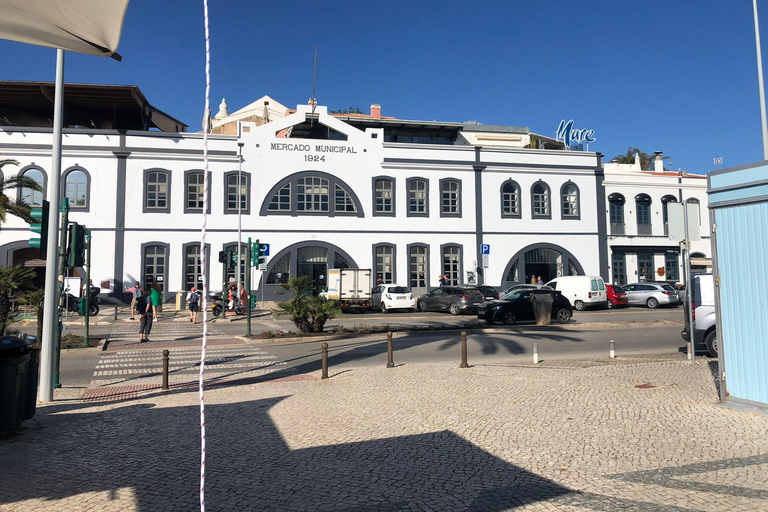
xmin=1 ymin=359 xmax=767 ymax=511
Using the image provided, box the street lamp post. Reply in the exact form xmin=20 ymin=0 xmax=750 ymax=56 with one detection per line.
xmin=237 ymin=142 xmax=244 ymax=298
xmin=754 ymin=0 xmax=768 ymax=159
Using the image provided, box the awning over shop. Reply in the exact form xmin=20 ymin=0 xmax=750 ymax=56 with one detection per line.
xmin=0 ymin=0 xmax=129 ymax=59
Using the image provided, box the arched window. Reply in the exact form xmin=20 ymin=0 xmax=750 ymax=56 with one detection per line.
xmin=224 ymin=171 xmax=250 ymax=215
xmin=373 ymin=177 xmax=395 ymax=216
xmin=407 ymin=178 xmax=428 ymax=217
xmin=63 ymin=167 xmax=90 ymax=210
xmin=260 ymin=171 xmax=364 ymax=217
xmin=407 ymin=243 xmax=429 ymax=294
xmin=373 ymin=244 xmax=396 ymax=284
xmin=184 ymin=170 xmax=211 ymax=214
xmin=181 ymin=242 xmax=209 ymax=291
xmin=142 ymin=242 xmax=169 ymax=295
xmin=635 ymin=193 xmax=652 ymax=236
xmin=560 ymin=182 xmax=580 ymax=219
xmin=19 ymin=165 xmax=46 ymax=207
xmin=608 ymin=193 xmax=625 ymax=235
xmin=500 ymin=180 xmax=521 ymax=218
xmin=661 ymin=195 xmax=677 ymax=236
xmin=441 ymin=244 xmax=463 ymax=286
xmin=266 ymin=253 xmax=291 ymax=284
xmin=440 ymin=178 xmax=461 ymax=216
xmin=531 ymin=181 xmax=551 ymax=218
xmin=144 ymin=169 xmax=171 ymax=213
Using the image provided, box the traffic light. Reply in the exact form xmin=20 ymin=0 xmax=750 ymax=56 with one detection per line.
xmin=251 ymin=240 xmax=267 ymax=266
xmin=218 ymin=250 xmax=227 ymax=264
xmin=257 ymin=243 xmax=267 ymax=265
xmin=67 ymin=223 xmax=86 ymax=267
xmin=29 ymin=200 xmax=50 ymax=257
xmin=77 ymin=297 xmax=87 ymax=316
xmin=229 ymin=249 xmax=238 ymax=270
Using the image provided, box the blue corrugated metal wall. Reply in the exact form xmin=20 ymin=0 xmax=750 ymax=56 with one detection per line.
xmin=715 ymin=203 xmax=768 ymax=404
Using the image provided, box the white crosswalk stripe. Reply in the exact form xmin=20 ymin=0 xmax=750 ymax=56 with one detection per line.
xmin=89 ymin=344 xmax=294 ymax=387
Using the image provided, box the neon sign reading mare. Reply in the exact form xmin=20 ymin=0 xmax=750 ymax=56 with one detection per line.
xmin=555 ymin=119 xmax=596 ymax=147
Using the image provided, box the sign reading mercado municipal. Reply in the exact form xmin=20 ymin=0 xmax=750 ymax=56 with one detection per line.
xmin=555 ymin=119 xmax=595 ymax=149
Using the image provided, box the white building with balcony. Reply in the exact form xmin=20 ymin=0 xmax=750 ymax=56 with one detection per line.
xmin=603 ymin=153 xmax=710 ymax=286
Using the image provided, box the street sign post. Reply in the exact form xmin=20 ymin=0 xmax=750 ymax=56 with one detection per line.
xmin=668 ymin=200 xmax=700 ymax=363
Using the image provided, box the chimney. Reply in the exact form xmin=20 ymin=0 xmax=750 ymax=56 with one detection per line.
xmin=263 ymin=100 xmax=270 ymax=123
xmin=370 ymin=104 xmax=381 ymax=119
xmin=653 ymin=151 xmax=664 ymax=172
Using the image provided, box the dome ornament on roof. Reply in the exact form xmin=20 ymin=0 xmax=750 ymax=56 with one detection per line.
xmin=215 ymin=98 xmax=229 ymax=119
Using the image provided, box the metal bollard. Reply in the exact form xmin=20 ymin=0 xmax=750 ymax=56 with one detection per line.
xmin=321 ymin=343 xmax=329 ymax=379
xmin=162 ymin=349 xmax=170 ymax=390
xmin=114 ymin=306 xmax=118 ymax=321
xmin=610 ymin=339 xmax=616 ymax=359
xmin=386 ymin=331 xmax=394 ymax=368
xmin=533 ymin=342 xmax=539 ymax=364
xmin=459 ymin=331 xmax=469 ymax=368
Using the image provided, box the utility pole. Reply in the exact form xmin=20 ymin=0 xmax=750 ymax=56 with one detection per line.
xmin=754 ymin=0 xmax=768 ymax=159
xmin=237 ymin=142 xmax=244 ymax=298
xmin=246 ymin=237 xmax=252 ymax=336
xmin=83 ymin=229 xmax=91 ymax=347
xmin=54 ymin=198 xmax=69 ymax=389
xmin=39 ymin=49 xmax=66 ymax=402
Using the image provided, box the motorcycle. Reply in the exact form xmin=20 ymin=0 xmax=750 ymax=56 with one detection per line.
xmin=61 ymin=286 xmax=100 ymax=316
xmin=210 ymin=293 xmax=244 ymax=317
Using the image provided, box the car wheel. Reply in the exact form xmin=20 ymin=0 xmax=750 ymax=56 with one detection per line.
xmin=502 ymin=310 xmax=516 ymax=325
xmin=606 ymin=300 xmax=614 ymax=309
xmin=704 ymin=330 xmax=718 ymax=357
xmin=574 ymin=300 xmax=585 ymax=311
xmin=449 ymin=302 xmax=460 ymax=315
xmin=647 ymin=297 xmax=659 ymax=309
xmin=380 ymin=302 xmax=388 ymax=313
xmin=556 ymin=308 xmax=571 ymax=324
xmin=419 ymin=301 xmax=428 ymax=312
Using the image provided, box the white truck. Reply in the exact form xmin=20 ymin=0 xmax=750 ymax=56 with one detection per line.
xmin=326 ymin=268 xmax=372 ymax=312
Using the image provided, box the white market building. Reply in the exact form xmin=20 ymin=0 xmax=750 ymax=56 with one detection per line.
xmin=0 ymin=82 xmax=707 ymax=303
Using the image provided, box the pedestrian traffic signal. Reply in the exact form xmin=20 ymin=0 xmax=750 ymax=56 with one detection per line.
xmin=218 ymin=250 xmax=227 ymax=264
xmin=228 ymin=249 xmax=238 ymax=270
xmin=29 ymin=200 xmax=50 ymax=257
xmin=77 ymin=297 xmax=87 ymax=316
xmin=67 ymin=222 xmax=86 ymax=267
xmin=251 ymin=240 xmax=267 ymax=266
xmin=257 ymin=244 xmax=267 ymax=265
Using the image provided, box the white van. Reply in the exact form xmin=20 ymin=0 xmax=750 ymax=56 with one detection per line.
xmin=545 ymin=276 xmax=608 ymax=310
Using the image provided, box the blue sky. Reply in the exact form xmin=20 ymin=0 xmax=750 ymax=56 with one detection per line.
xmin=1 ymin=0 xmax=766 ymax=173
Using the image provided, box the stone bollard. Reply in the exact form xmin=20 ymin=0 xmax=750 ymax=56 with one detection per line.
xmin=162 ymin=349 xmax=170 ymax=390
xmin=533 ymin=342 xmax=539 ymax=364
xmin=386 ymin=331 xmax=394 ymax=368
xmin=687 ymin=342 xmax=692 ymax=360
xmin=321 ymin=343 xmax=329 ymax=379
xmin=459 ymin=331 xmax=469 ymax=368
xmin=610 ymin=340 xmax=615 ymax=359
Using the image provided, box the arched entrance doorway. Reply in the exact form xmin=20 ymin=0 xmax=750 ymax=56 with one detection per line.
xmin=261 ymin=241 xmax=357 ymax=299
xmin=501 ymin=243 xmax=585 ymax=289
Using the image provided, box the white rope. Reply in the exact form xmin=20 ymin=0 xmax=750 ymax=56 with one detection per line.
xmin=199 ymin=0 xmax=211 ymax=510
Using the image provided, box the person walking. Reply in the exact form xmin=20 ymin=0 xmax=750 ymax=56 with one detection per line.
xmin=150 ymin=285 xmax=162 ymax=321
xmin=537 ymin=276 xmax=544 ymax=285
xmin=137 ymin=288 xmax=153 ymax=342
xmin=124 ymin=281 xmax=142 ymax=320
xmin=530 ymin=275 xmax=537 ymax=285
xmin=187 ymin=287 xmax=200 ymax=324
xmin=439 ymin=275 xmax=446 ymax=287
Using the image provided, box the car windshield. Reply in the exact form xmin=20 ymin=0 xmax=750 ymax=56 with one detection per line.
xmin=612 ymin=285 xmax=625 ymax=293
xmin=388 ymin=286 xmax=410 ymax=294
xmin=478 ymin=286 xmax=496 ymax=294
xmin=661 ymin=284 xmax=677 ymax=292
xmin=500 ymin=291 xmax=523 ymax=301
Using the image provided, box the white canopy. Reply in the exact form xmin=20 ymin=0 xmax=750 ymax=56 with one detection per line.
xmin=0 ymin=0 xmax=129 ymax=59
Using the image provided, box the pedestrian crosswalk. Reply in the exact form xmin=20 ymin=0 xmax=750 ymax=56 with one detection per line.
xmin=107 ymin=323 xmax=226 ymax=342
xmin=89 ymin=343 xmax=293 ymax=387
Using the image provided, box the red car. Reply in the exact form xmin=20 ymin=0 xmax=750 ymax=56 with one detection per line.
xmin=606 ymin=284 xmax=628 ymax=308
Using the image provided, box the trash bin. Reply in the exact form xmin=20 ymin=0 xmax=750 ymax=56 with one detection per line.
xmin=0 ymin=334 xmax=40 ymax=430
xmin=176 ymin=291 xmax=188 ymax=311
xmin=531 ymin=293 xmax=554 ymax=326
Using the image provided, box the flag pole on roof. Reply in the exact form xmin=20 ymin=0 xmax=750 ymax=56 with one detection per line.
xmin=0 ymin=0 xmax=130 ymax=403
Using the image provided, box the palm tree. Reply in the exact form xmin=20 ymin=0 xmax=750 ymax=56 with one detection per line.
xmin=23 ymin=288 xmax=45 ymax=340
xmin=0 ymin=265 xmax=36 ymax=336
xmin=0 ymin=159 xmax=44 ymax=227
xmin=273 ymin=276 xmax=340 ymax=333
xmin=612 ymin=148 xmax=671 ymax=171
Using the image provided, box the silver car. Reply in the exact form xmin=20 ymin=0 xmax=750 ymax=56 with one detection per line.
xmin=623 ymin=282 xmax=681 ymax=309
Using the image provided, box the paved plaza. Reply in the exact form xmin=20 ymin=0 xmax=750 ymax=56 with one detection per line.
xmin=1 ymin=357 xmax=767 ymax=511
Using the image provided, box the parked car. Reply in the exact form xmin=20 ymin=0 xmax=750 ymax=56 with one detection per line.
xmin=371 ymin=284 xmax=416 ymax=313
xmin=501 ymin=283 xmax=552 ymax=295
xmin=478 ymin=289 xmax=572 ymax=325
xmin=417 ymin=286 xmax=485 ymax=315
xmin=605 ymin=284 xmax=628 ymax=308
xmin=680 ymin=274 xmax=717 ymax=357
xmin=623 ymin=282 xmax=681 ymax=309
xmin=545 ymin=276 xmax=608 ymax=310
xmin=476 ymin=285 xmax=500 ymax=301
